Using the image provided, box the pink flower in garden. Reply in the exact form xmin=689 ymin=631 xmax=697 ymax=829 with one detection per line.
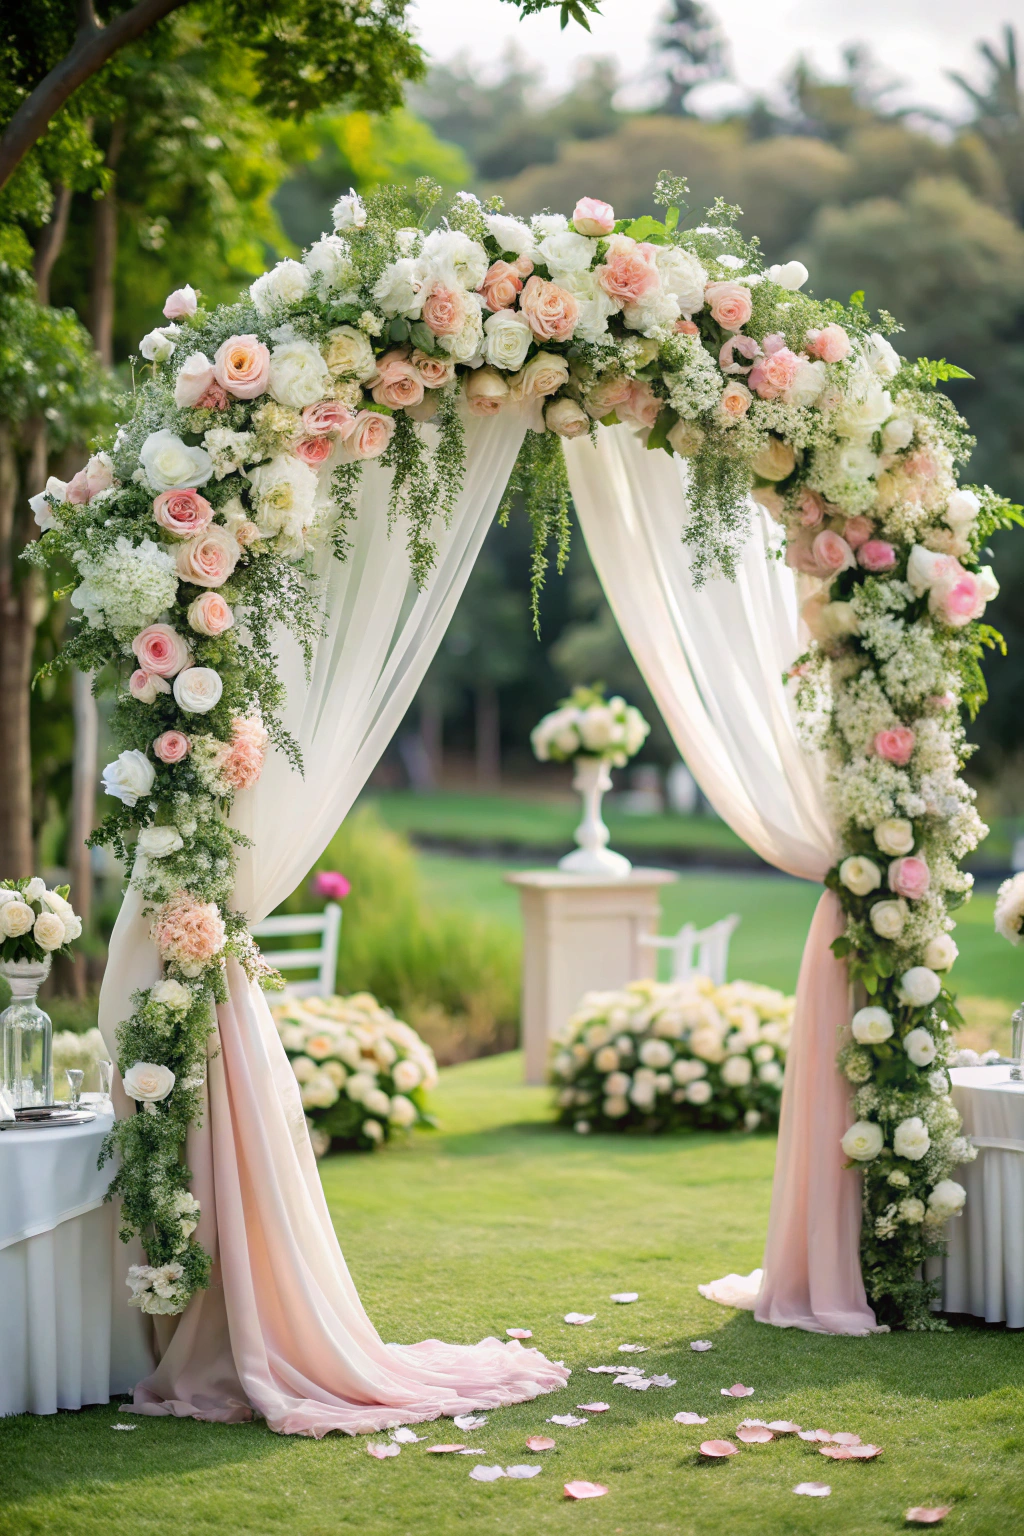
xmin=477 ymin=260 xmax=524 ymax=312
xmin=219 ymin=717 xmax=268 ymax=792
xmin=213 ymin=334 xmax=270 ymax=399
xmin=421 ymin=283 xmax=467 ymax=337
xmin=370 ymin=350 xmax=426 ymax=409
xmin=293 ymin=435 xmax=335 ymax=466
xmin=812 ymin=530 xmax=856 ymax=575
xmin=129 ymin=669 xmax=171 ymax=703
xmin=875 ymin=727 xmax=916 ymax=765
xmin=175 ymin=525 xmax=240 ymax=588
xmin=858 ymin=539 xmax=897 ymax=572
xmin=519 ymin=276 xmax=579 ymax=342
xmin=313 ymin=870 xmax=351 ymax=902
xmin=798 ymin=491 xmax=827 ymax=528
xmin=151 ymin=891 xmax=226 ymax=968
xmin=132 ymin=623 xmax=193 ymax=678
xmin=152 ymin=488 xmax=214 ymax=538
xmin=187 ymin=591 xmax=234 ymax=636
xmin=153 ymin=731 xmax=191 ymax=763
xmin=595 ymin=237 xmax=661 ymax=307
xmin=888 ymin=856 xmax=931 ymax=901
xmin=301 ymin=400 xmax=355 ymax=437
xmin=163 ymin=285 xmax=198 ymax=320
xmin=806 ymin=323 xmax=851 ymax=363
xmin=719 ymin=335 xmax=761 ymax=375
xmin=748 ymin=346 xmax=801 ymax=399
xmin=703 ymin=280 xmax=753 ymax=332
xmin=842 ymin=515 xmax=873 ymax=550
xmin=572 ymin=197 xmax=615 ymax=236
xmin=343 ymin=411 xmax=396 ymax=460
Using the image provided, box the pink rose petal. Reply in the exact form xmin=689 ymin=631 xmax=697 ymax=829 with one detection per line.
xmin=548 ymin=1414 xmax=588 ymax=1427
xmin=737 ymin=1425 xmax=775 ymax=1443
xmin=469 ymin=1465 xmax=505 ymax=1482
xmin=690 ymin=1340 xmax=714 ymax=1351
xmin=454 ymin=1414 xmax=488 ymax=1430
xmin=794 ymin=1482 xmax=831 ymax=1497
xmin=564 ymin=1313 xmax=596 ymax=1325
xmin=738 ymin=1419 xmax=768 ymax=1427
xmin=674 ymin=1412 xmax=709 ymax=1425
xmin=577 ymin=1402 xmax=610 ymax=1413
xmin=722 ymin=1384 xmax=755 ymax=1397
xmin=526 ymin=1435 xmax=556 ymax=1452
xmin=799 ymin=1429 xmax=833 ymax=1442
xmin=610 ymin=1292 xmax=638 ymax=1303
xmin=906 ymin=1509 xmax=952 ymax=1525
xmin=564 ymin=1481 xmax=608 ymax=1500
xmin=767 ymin=1421 xmax=802 ymax=1434
xmin=700 ymin=1439 xmax=739 ymax=1458
xmin=506 ymin=1328 xmax=532 ymax=1339
xmin=426 ymin=1444 xmax=467 ymax=1453
xmin=831 ymin=1431 xmax=862 ymax=1446
xmin=819 ymin=1445 xmax=855 ymax=1460
xmin=848 ymin=1444 xmax=883 ymax=1460
xmin=367 ymin=1442 xmax=400 ymax=1458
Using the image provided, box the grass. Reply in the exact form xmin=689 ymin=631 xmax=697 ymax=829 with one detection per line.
xmin=2 ymin=1052 xmax=1021 ymax=1536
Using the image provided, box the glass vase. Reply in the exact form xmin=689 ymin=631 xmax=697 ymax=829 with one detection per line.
xmin=1011 ymin=1004 xmax=1024 ymax=1083
xmin=1 ymin=956 xmax=54 ymax=1108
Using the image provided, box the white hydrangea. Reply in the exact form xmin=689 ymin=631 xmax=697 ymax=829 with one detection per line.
xmin=303 ymin=235 xmax=358 ymax=297
xmin=71 ymin=537 xmax=179 ymax=633
xmin=665 ymin=335 xmax=722 ymax=419
xmin=250 ymin=259 xmax=312 ymax=315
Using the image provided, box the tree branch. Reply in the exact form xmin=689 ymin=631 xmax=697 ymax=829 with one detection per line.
xmin=0 ymin=0 xmax=189 ymax=193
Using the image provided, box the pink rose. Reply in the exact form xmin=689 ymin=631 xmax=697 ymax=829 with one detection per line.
xmin=129 ymin=669 xmax=171 ymax=704
xmin=187 ymin=591 xmax=234 ymax=637
xmin=132 ymin=622 xmax=192 ymax=678
xmin=175 ymin=524 xmax=240 ymax=588
xmin=513 ymin=255 xmax=534 ymax=278
xmin=344 ymin=410 xmax=396 ymax=460
xmin=195 ymin=382 xmax=229 ymax=410
xmin=675 ymin=318 xmax=699 ymax=336
xmin=748 ymin=346 xmax=801 ymax=400
xmin=799 ymin=491 xmax=827 ymax=528
xmin=173 ymin=352 xmax=216 ymax=408
xmin=411 ymin=350 xmax=456 ymax=390
xmin=812 ymin=530 xmax=856 ymax=575
xmin=843 ymin=515 xmax=873 ymax=550
xmin=519 ymin=275 xmax=579 ymax=341
xmin=573 ymin=196 xmax=615 ymax=236
xmin=153 ymin=730 xmax=191 ymax=763
xmin=888 ymin=855 xmax=930 ymax=901
xmin=595 ymin=236 xmax=660 ymax=307
xmin=152 ymin=488 xmax=214 ymax=538
xmin=478 ymin=260 xmax=524 ymax=312
xmin=421 ymin=284 xmax=467 ymax=338
xmin=930 ymin=566 xmax=986 ymax=628
xmin=875 ymin=727 xmax=915 ymax=766
xmin=66 ymin=453 xmax=114 ymax=505
xmin=704 ymin=280 xmax=753 ymax=332
xmin=719 ymin=335 xmax=761 ymax=375
xmin=806 ymin=323 xmax=850 ymax=363
xmin=618 ymin=380 xmax=662 ymax=431
xmin=213 ymin=334 xmax=270 ymax=399
xmin=301 ymin=400 xmax=355 ymax=438
xmin=584 ymin=374 xmax=634 ymax=420
xmin=786 ymin=526 xmax=822 ymax=575
xmin=163 ymin=285 xmax=197 ymax=320
xmin=370 ymin=349 xmax=426 ymax=409
xmin=293 ymin=434 xmax=335 ymax=466
xmin=718 ymin=380 xmax=752 ymax=420
xmin=859 ymin=539 xmax=897 ymax=572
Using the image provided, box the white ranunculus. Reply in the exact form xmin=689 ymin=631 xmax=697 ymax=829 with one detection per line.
xmin=150 ymin=978 xmax=191 ymax=1011
xmin=485 ymin=214 xmax=537 ymax=258
xmin=907 ymin=544 xmax=950 ymax=596
xmin=388 ymin=1094 xmax=417 ymax=1128
xmin=924 ymin=933 xmax=958 ymax=971
xmin=638 ymin=1038 xmax=673 ymax=1070
xmin=482 ymin=309 xmax=533 ymax=372
xmin=139 ymin=324 xmax=180 ymax=363
xmin=268 ymin=339 xmax=330 ymax=409
xmin=246 ymin=453 xmax=319 ymax=557
xmin=173 ymin=666 xmax=223 ymax=715
xmin=372 ymin=257 xmax=426 ymax=318
xmin=29 ymin=475 xmax=68 ymax=530
xmin=1 ymin=901 xmax=35 ymax=938
xmin=322 ymin=325 xmax=377 ymax=381
xmin=140 ymin=429 xmax=213 ymax=491
xmin=881 ymin=417 xmax=914 ymax=452
xmin=531 ymin=212 xmax=568 ymax=239
xmin=102 ymin=749 xmax=156 ymax=807
xmin=944 ymin=488 xmax=980 ymax=532
xmin=874 ymin=818 xmax=915 ymax=856
xmin=23 ymin=877 xmax=46 ymax=903
xmin=249 ymin=259 xmax=311 ymax=315
xmin=332 ymin=189 xmax=366 ymax=231
xmin=684 ymin=1079 xmax=713 ymax=1105
xmin=861 ymin=332 xmax=901 ymax=380
xmin=839 ymin=855 xmax=882 ymax=896
xmin=852 ymin=1006 xmax=894 ymax=1045
xmin=870 ymin=899 xmax=908 ymax=940
xmin=899 ymin=1197 xmax=926 ymax=1224
xmin=841 ymin=1119 xmax=884 ymax=1161
xmin=623 ymin=287 xmax=681 ymax=334
xmin=537 ymin=231 xmax=596 ymax=279
xmin=721 ymin=1055 xmax=752 ymax=1087
xmin=893 ymin=1116 xmax=930 ymax=1161
xmin=33 ymin=911 xmax=66 ymax=950
xmin=897 ymin=967 xmax=941 ymax=1008
xmin=903 ymin=1027 xmax=937 ymax=1067
xmin=137 ymin=826 xmax=185 ymax=859
xmin=123 ymin=1060 xmax=176 ymax=1102
xmin=421 ymin=228 xmax=489 ymax=291
xmin=656 ymin=246 xmax=707 ymax=315
xmin=833 ymin=369 xmax=892 ymax=444
xmin=303 ymin=234 xmax=356 ymax=293
xmin=927 ymin=1179 xmax=966 ymax=1220
xmin=765 ymin=260 xmax=808 ymax=290
xmin=783 ymin=357 xmax=827 ymax=408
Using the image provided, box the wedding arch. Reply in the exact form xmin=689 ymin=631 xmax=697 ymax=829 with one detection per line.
xmin=29 ymin=172 xmax=1018 ymax=1431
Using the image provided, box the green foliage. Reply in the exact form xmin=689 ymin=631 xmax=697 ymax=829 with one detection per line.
xmin=910 ymin=357 xmax=975 ymax=386
xmin=0 ymin=294 xmax=111 ymax=437
xmin=499 ymin=431 xmax=573 ymax=635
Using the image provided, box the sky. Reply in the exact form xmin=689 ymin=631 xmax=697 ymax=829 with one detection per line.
xmin=410 ymin=0 xmax=1015 ymax=120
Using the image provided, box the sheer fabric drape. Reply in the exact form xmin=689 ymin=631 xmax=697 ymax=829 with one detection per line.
xmin=99 ymin=405 xmax=570 ymax=1433
xmin=564 ymin=425 xmax=877 ymax=1334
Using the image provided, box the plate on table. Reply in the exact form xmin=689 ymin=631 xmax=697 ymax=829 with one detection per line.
xmin=1 ymin=1107 xmax=97 ymax=1130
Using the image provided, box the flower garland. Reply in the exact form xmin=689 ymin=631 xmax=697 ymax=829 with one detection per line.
xmin=27 ymin=174 xmax=1019 ymax=1325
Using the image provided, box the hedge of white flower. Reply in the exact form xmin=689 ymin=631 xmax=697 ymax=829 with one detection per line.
xmin=273 ymin=992 xmax=438 ymax=1153
xmin=551 ymin=977 xmax=792 ymax=1135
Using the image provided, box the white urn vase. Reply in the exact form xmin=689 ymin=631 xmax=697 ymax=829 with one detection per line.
xmin=558 ymin=756 xmax=631 ymax=878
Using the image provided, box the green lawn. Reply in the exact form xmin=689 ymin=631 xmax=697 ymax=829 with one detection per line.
xmin=2 ymin=1053 xmax=1021 ymax=1536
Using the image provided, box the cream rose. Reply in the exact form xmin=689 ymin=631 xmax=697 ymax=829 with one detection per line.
xmin=482 ymin=309 xmax=533 ymax=371
xmin=213 ymin=335 xmax=271 ymax=400
xmin=874 ymin=818 xmax=915 ymax=856
xmin=1 ymin=901 xmax=35 ymax=939
xmin=173 ymin=667 xmax=223 ymax=714
xmin=839 ymin=855 xmax=882 ymax=896
xmin=341 ymin=411 xmax=396 ymax=461
xmin=751 ymin=438 xmax=796 ymax=481
xmin=140 ymin=430 xmax=213 ymax=492
xmin=924 ymin=933 xmax=958 ymax=971
xmin=102 ymin=749 xmax=155 ymax=807
xmin=175 ymin=525 xmax=240 ymax=588
xmin=187 ymin=591 xmax=234 ymax=636
xmin=174 ymin=352 xmax=216 ymax=408
xmin=322 ymin=326 xmax=377 ymax=381
xmin=510 ymin=352 xmax=570 ymax=401
xmin=841 ymin=1120 xmax=884 ymax=1161
xmin=137 ymin=826 xmax=185 ymax=859
xmin=465 ymin=366 xmax=509 ymax=416
xmin=869 ymin=899 xmax=908 ymax=940
xmin=123 ymin=1061 xmax=176 ymax=1103
xmin=545 ymin=397 xmax=590 ymax=438
xmin=33 ymin=911 xmax=66 ymax=950
xmin=268 ymin=340 xmax=331 ymax=409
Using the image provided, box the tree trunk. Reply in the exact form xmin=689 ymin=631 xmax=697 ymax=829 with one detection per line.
xmin=33 ymin=184 xmax=72 ymax=306
xmin=90 ymin=118 xmax=125 ymax=367
xmin=475 ymin=682 xmax=501 ymax=787
xmin=69 ymin=670 xmax=98 ymax=996
xmin=0 ymin=421 xmax=44 ymax=876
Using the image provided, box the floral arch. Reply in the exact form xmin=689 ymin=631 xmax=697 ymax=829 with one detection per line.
xmin=29 ymin=173 xmax=1019 ymax=1350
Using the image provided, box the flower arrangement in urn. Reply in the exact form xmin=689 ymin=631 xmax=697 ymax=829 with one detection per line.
xmin=0 ymin=878 xmax=82 ymax=963
xmin=551 ymin=976 xmax=792 ymax=1135
xmin=531 ymin=685 xmax=650 ymax=877
xmin=1 ymin=879 xmax=83 ymax=1109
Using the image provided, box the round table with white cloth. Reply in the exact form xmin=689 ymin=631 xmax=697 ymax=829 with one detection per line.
xmin=0 ymin=1098 xmax=154 ymax=1417
xmin=936 ymin=1066 xmax=1024 ymax=1329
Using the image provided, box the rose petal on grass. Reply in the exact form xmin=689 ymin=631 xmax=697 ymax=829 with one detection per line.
xmin=617 ymin=1343 xmax=647 ymax=1353
xmin=738 ymin=1419 xmax=768 ymax=1428
xmin=610 ymin=1292 xmax=639 ymax=1303
xmin=737 ymin=1426 xmax=775 ymax=1444
xmin=506 ymin=1328 xmax=532 ymax=1339
xmin=615 ymin=1376 xmax=651 ymax=1390
xmin=648 ymin=1375 xmax=677 ymax=1388
xmin=831 ymin=1432 xmax=862 ymax=1446
xmin=674 ymin=1412 xmax=709 ymax=1425
xmin=794 ymin=1482 xmax=831 ymax=1497
xmin=453 ymin=1414 xmax=488 ymax=1430
xmin=700 ymin=1439 xmax=739 ymax=1458
xmin=906 ymin=1508 xmax=952 ymax=1525
xmin=819 ymin=1445 xmax=854 ymax=1460
xmin=456 ymin=1448 xmax=486 ymax=1455
xmin=469 ymin=1465 xmax=505 ymax=1482
xmin=564 ymin=1313 xmax=596 ymax=1325
xmin=767 ymin=1421 xmax=802 ymax=1434
xmin=111 ymin=1424 xmax=136 ymax=1431
xmin=367 ymin=1442 xmax=400 ymax=1458
xmin=587 ymin=1365 xmax=621 ymax=1374
xmin=548 ymin=1414 xmax=589 ymax=1427
xmin=690 ymin=1340 xmax=714 ymax=1352
xmin=425 ymin=1444 xmax=467 ymax=1454
xmin=564 ymin=1481 xmax=608 ymax=1500
xmin=848 ymin=1444 xmax=883 ymax=1460
xmin=577 ymin=1402 xmax=610 ymax=1413
xmin=390 ymin=1428 xmax=424 ymax=1444
xmin=525 ymin=1436 xmax=556 ymax=1452
xmin=506 ymin=1465 xmax=543 ymax=1479
xmin=722 ymin=1384 xmax=755 ymax=1397
xmin=798 ymin=1429 xmax=833 ymax=1443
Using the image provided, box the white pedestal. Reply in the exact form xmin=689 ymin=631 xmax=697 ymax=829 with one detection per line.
xmin=505 ymin=869 xmax=679 ymax=1085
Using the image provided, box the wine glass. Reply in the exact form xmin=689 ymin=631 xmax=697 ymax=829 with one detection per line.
xmin=97 ymin=1059 xmax=113 ymax=1109
xmin=65 ymin=1068 xmax=84 ymax=1110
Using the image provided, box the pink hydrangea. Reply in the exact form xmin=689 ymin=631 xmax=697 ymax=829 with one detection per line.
xmin=151 ymin=892 xmax=226 ymax=969
xmin=220 ymin=717 xmax=268 ymax=791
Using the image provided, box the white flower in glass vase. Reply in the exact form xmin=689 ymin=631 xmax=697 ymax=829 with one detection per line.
xmin=32 ymin=911 xmax=66 ymax=950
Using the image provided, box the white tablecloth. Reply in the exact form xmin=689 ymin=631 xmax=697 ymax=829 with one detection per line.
xmin=938 ymin=1066 xmax=1024 ymax=1329
xmin=0 ymin=1099 xmax=154 ymax=1415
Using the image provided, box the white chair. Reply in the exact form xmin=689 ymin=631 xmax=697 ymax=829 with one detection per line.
xmin=641 ymin=914 xmax=740 ymax=986
xmin=250 ymin=902 xmax=342 ymax=998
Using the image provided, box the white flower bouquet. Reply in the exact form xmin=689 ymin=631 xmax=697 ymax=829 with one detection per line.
xmin=273 ymin=992 xmax=438 ymax=1154
xmin=531 ymin=685 xmax=650 ymax=769
xmin=551 ymin=977 xmax=792 ymax=1135
xmin=0 ymin=878 xmax=82 ymax=964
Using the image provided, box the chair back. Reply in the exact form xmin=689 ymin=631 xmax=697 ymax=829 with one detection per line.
xmin=640 ymin=914 xmax=740 ymax=985
xmin=250 ymin=903 xmax=342 ymax=998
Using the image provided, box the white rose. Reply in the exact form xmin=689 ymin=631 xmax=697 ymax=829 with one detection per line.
xmin=332 ymin=189 xmax=366 ymax=231
xmin=322 ymin=325 xmax=377 ymax=381
xmin=783 ymin=357 xmax=827 ymax=408
xmin=483 ymin=309 xmax=533 ymax=372
xmin=531 ymin=212 xmax=569 ymax=238
xmin=303 ymin=234 xmax=356 ymax=293
xmin=944 ymin=489 xmax=980 ymax=532
xmin=438 ymin=307 xmax=484 ymax=364
xmin=150 ymin=978 xmax=192 ymax=1011
xmin=173 ymin=351 xmax=216 ymax=409
xmin=758 ymin=1061 xmax=783 ymax=1085
xmin=927 ymin=1179 xmax=966 ymax=1220
xmin=655 ymin=246 xmax=707 ymax=315
xmin=1 ymin=901 xmax=35 ymax=938
xmin=485 ymin=214 xmax=537 ymax=258
xmin=29 ymin=475 xmax=68 ymax=531
xmin=421 ymin=228 xmax=489 ymax=291
xmin=903 ymin=1027 xmax=937 ymax=1067
xmin=924 ymin=933 xmax=958 ymax=971
xmin=137 ymin=826 xmax=185 ymax=859
xmin=363 ymin=1087 xmax=392 ymax=1118
xmin=897 ymin=967 xmax=941 ymax=1008
xmin=33 ymin=911 xmax=66 ymax=950
xmin=546 ymin=397 xmax=590 ymax=438
xmin=869 ymin=899 xmax=908 ymax=940
xmin=102 ymin=749 xmax=156 ymax=807
xmin=372 ymin=258 xmax=425 ymax=318
xmin=123 ymin=1061 xmax=176 ymax=1102
xmin=388 ymin=1094 xmax=417 ymax=1128
xmin=268 ymin=340 xmax=330 ymax=409
xmin=852 ymin=1006 xmax=894 ymax=1044
xmin=685 ymin=1079 xmax=714 ymax=1105
xmin=839 ymin=855 xmax=882 ymax=896
xmin=874 ymin=818 xmax=915 ymax=856
xmin=721 ymin=1055 xmax=752 ymax=1087
xmin=538 ymin=231 xmax=597 ymax=279
xmin=140 ymin=429 xmax=213 ymax=491
xmin=249 ymin=259 xmax=311 ymax=315
xmin=899 ymin=1197 xmax=926 ymax=1224
xmin=882 ymin=417 xmax=914 ymax=453
xmin=246 ymin=454 xmax=319 ymax=556
xmin=841 ymin=1120 xmax=884 ymax=1161
xmin=765 ymin=260 xmax=808 ymax=290
xmin=40 ymin=890 xmax=79 ymax=944
xmin=173 ymin=667 xmax=223 ymax=714
xmin=23 ymin=877 xmax=46 ymax=902
xmin=638 ymin=1039 xmax=673 ymax=1070
xmin=139 ymin=324 xmax=179 ymax=363
xmin=893 ymin=1116 xmax=930 ymax=1161
xmin=833 ymin=370 xmax=892 ymax=443
xmin=861 ymin=332 xmax=901 ymax=380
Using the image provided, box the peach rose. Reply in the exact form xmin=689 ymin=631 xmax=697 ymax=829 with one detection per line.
xmin=175 ymin=524 xmax=240 ymax=587
xmin=675 ymin=318 xmax=700 ymax=336
xmin=411 ymin=350 xmax=456 ymax=389
xmin=421 ymin=284 xmax=467 ymax=337
xmin=129 ymin=669 xmax=171 ymax=703
xmin=370 ymin=349 xmax=425 ymax=409
xmin=465 ymin=366 xmax=509 ymax=416
xmin=478 ymin=260 xmax=524 ymax=312
xmin=719 ymin=380 xmax=753 ymax=420
xmin=545 ymin=397 xmax=590 ymax=438
xmin=132 ymin=623 xmax=192 ymax=678
xmin=748 ymin=346 xmax=801 ymax=399
xmin=858 ymin=539 xmax=897 ymax=572
xmin=519 ymin=275 xmax=579 ymax=342
xmin=584 ymin=374 xmax=634 ymax=420
xmin=806 ymin=323 xmax=850 ymax=363
xmin=221 ymin=717 xmax=268 ymax=792
xmin=619 ymin=380 xmax=662 ymax=431
xmin=213 ymin=334 xmax=270 ymax=400
xmin=843 ymin=515 xmax=873 ymax=549
xmin=595 ymin=236 xmax=660 ymax=307
xmin=888 ymin=855 xmax=930 ymax=901
xmin=152 ymin=488 xmax=213 ymax=538
xmin=875 ymin=727 xmax=915 ymax=765
xmin=812 ymin=529 xmax=856 ymax=575
xmin=345 ymin=410 xmax=396 ymax=460
xmin=293 ymin=435 xmax=334 ymax=466
xmin=301 ymin=400 xmax=355 ymax=437
xmin=174 ymin=352 xmax=216 ymax=408
xmin=187 ymin=591 xmax=234 ymax=637
xmin=798 ymin=491 xmax=827 ymax=527
xmin=704 ymin=281 xmax=753 ymax=332
xmin=153 ymin=730 xmax=191 ymax=763
xmin=573 ymin=197 xmax=615 ymax=236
